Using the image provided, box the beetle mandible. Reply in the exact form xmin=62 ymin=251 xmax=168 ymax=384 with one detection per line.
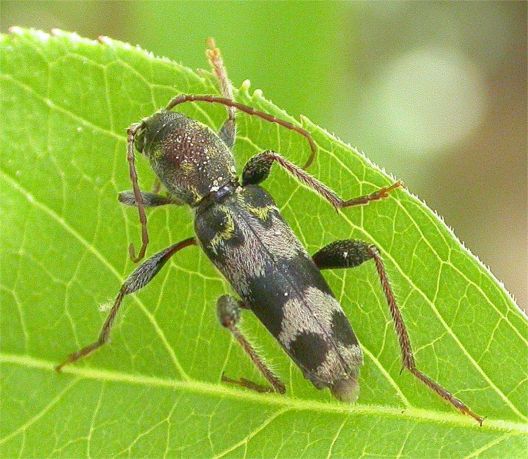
xmin=56 ymin=39 xmax=483 ymax=425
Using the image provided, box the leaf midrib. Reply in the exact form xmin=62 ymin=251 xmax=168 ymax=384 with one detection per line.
xmin=1 ymin=352 xmax=526 ymax=435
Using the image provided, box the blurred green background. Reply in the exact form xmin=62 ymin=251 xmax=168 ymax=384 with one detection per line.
xmin=1 ymin=0 xmax=526 ymax=310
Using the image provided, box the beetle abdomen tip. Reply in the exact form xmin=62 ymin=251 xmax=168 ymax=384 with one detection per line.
xmin=331 ymin=377 xmax=360 ymax=403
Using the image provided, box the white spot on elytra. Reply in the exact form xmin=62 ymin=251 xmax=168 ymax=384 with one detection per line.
xmin=276 ymin=287 xmax=363 ymax=385
xmin=315 ymin=344 xmax=362 ymax=383
xmin=278 ymin=287 xmax=342 ymax=350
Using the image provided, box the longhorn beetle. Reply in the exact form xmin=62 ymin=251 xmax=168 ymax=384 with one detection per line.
xmin=56 ymin=39 xmax=483 ymax=425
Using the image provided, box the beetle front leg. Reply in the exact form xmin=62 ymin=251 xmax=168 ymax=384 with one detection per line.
xmin=242 ymin=150 xmax=402 ymax=210
xmin=217 ymin=295 xmax=285 ymax=394
xmin=55 ymin=237 xmax=196 ymax=371
xmin=313 ymin=240 xmax=484 ymax=425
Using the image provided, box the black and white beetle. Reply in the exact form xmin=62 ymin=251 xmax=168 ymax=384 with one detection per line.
xmin=56 ymin=40 xmax=483 ymax=424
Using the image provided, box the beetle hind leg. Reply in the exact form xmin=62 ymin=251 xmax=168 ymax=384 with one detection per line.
xmin=216 ymin=295 xmax=285 ymax=394
xmin=313 ymin=239 xmax=484 ymax=425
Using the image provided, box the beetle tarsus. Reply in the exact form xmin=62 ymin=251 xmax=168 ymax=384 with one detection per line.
xmin=221 ymin=374 xmax=278 ymax=394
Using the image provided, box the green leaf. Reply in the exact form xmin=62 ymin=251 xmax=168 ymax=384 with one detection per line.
xmin=1 ymin=28 xmax=526 ymax=458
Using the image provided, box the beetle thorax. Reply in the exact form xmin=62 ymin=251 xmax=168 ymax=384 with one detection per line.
xmin=138 ymin=111 xmax=236 ymax=206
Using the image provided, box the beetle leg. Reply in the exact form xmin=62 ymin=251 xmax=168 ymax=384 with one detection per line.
xmin=217 ymin=295 xmax=286 ymax=394
xmin=313 ymin=240 xmax=484 ymax=425
xmin=242 ymin=150 xmax=402 ymax=210
xmin=55 ymin=237 xmax=197 ymax=372
xmin=206 ymin=38 xmax=236 ymax=148
xmin=221 ymin=375 xmax=274 ymax=394
xmin=118 ymin=191 xmax=183 ymax=208
xmin=126 ymin=122 xmax=149 ymax=262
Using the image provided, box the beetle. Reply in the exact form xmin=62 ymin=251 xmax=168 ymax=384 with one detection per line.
xmin=56 ymin=39 xmax=483 ymax=424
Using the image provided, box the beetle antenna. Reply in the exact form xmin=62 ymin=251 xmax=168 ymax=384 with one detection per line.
xmin=165 ymin=94 xmax=317 ymax=169
xmin=126 ymin=122 xmax=149 ymax=263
